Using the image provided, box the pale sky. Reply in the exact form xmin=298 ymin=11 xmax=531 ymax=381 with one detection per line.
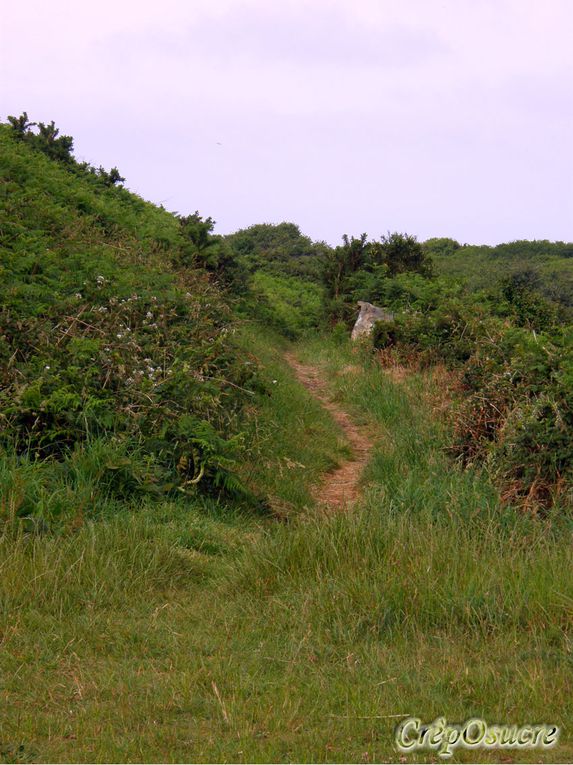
xmin=1 ymin=0 xmax=572 ymax=245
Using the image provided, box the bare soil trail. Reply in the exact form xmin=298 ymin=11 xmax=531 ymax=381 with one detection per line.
xmin=284 ymin=352 xmax=374 ymax=511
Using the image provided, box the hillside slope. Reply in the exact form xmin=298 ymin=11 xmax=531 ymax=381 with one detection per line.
xmin=0 ymin=124 xmax=261 ymax=520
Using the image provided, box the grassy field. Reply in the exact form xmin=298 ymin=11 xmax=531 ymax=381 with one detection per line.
xmin=1 ymin=329 xmax=573 ymax=762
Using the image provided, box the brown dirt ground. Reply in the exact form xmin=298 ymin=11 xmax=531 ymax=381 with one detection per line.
xmin=284 ymin=352 xmax=374 ymax=512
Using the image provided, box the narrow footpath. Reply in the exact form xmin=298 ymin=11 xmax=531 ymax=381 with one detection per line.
xmin=284 ymin=352 xmax=374 ymax=511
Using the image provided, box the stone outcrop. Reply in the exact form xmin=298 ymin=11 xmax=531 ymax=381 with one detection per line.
xmin=351 ymin=301 xmax=394 ymax=341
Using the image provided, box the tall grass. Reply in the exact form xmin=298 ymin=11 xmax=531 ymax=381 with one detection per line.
xmin=1 ymin=332 xmax=572 ymax=762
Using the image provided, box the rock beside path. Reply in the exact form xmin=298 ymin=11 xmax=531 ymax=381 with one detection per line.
xmin=351 ymin=301 xmax=394 ymax=341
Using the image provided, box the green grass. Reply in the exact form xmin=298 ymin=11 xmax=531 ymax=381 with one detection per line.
xmin=237 ymin=325 xmax=348 ymax=512
xmin=1 ymin=332 xmax=573 ymax=762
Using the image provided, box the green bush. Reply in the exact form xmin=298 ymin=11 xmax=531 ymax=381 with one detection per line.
xmin=366 ymin=270 xmax=573 ymax=509
xmin=0 ymin=122 xmax=260 ymax=522
xmin=452 ymin=326 xmax=573 ymax=507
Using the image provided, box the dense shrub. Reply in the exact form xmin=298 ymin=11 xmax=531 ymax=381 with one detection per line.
xmin=0 ymin=122 xmax=260 ymax=520
xmin=431 ymin=237 xmax=573 ymax=312
xmin=371 ymin=273 xmax=573 ymax=510
xmin=322 ymin=232 xmax=433 ymax=323
xmin=453 ymin=327 xmax=573 ymax=508
xmin=226 ymin=222 xmax=327 ymax=335
xmin=227 ymin=221 xmax=327 ymax=281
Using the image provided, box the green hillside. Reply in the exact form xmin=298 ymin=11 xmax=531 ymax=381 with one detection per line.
xmin=2 ymin=117 xmax=573 ymax=763
xmin=0 ymin=122 xmax=270 ymax=521
xmin=427 ymin=237 xmax=573 ymax=309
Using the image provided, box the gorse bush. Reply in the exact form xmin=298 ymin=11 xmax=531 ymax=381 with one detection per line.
xmin=370 ymin=272 xmax=573 ymax=510
xmin=8 ymin=112 xmax=75 ymax=164
xmin=0 ymin=121 xmax=261 ymax=521
xmin=322 ymin=231 xmax=433 ymax=322
xmin=454 ymin=326 xmax=573 ymax=508
xmin=7 ymin=111 xmax=127 ymax=188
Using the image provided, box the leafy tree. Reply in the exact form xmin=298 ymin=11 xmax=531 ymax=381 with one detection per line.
xmin=230 ymin=222 xmax=312 ymax=259
xmin=423 ymin=237 xmax=461 ymax=258
xmin=227 ymin=222 xmax=326 ymax=280
xmin=379 ymin=232 xmax=433 ymax=277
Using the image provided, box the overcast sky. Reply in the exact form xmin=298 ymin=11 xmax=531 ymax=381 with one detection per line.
xmin=2 ymin=0 xmax=572 ymax=245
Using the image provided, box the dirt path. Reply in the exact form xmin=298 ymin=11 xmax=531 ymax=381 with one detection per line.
xmin=284 ymin=352 xmax=374 ymax=511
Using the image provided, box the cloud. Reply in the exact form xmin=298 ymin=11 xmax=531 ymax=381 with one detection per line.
xmin=169 ymin=5 xmax=449 ymax=68
xmin=1 ymin=0 xmax=571 ymax=244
